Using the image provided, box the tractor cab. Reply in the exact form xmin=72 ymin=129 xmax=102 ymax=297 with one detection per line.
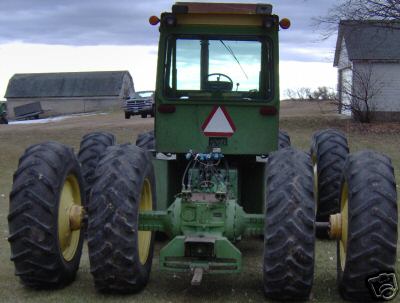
xmin=153 ymin=2 xmax=289 ymax=155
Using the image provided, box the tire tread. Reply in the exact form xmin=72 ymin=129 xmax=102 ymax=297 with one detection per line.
xmin=338 ymin=150 xmax=398 ymax=301
xmin=264 ymin=147 xmax=315 ymax=300
xmin=311 ymin=129 xmax=349 ymax=222
xmin=8 ymin=142 xmax=85 ymax=288
xmin=87 ymin=144 xmax=155 ymax=293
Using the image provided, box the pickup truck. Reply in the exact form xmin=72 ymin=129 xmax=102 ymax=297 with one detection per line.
xmin=123 ymin=91 xmax=155 ymax=119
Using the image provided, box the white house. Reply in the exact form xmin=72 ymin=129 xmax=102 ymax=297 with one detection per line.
xmin=334 ymin=21 xmax=400 ymax=121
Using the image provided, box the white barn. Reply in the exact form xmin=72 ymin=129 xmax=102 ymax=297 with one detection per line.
xmin=334 ymin=21 xmax=400 ymax=121
xmin=5 ymin=71 xmax=135 ymax=119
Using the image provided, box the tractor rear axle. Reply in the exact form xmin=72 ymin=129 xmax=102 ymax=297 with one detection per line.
xmin=139 ymin=197 xmax=264 ymax=275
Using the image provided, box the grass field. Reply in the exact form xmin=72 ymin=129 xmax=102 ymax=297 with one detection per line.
xmin=0 ymin=102 xmax=399 ymax=302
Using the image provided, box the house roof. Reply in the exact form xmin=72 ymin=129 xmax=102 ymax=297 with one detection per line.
xmin=5 ymin=71 xmax=133 ymax=98
xmin=334 ymin=20 xmax=400 ymax=67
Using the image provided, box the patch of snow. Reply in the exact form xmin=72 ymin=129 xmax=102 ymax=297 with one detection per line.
xmin=9 ymin=112 xmax=107 ymax=125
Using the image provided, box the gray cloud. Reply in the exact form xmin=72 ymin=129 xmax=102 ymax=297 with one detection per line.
xmin=0 ymin=0 xmax=169 ymax=45
xmin=0 ymin=0 xmax=338 ymax=61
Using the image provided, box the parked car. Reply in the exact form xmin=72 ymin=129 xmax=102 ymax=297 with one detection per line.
xmin=123 ymin=91 xmax=155 ymax=119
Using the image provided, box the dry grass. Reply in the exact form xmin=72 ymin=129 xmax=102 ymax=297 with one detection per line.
xmin=280 ymin=100 xmax=339 ymax=118
xmin=0 ymin=104 xmax=399 ymax=303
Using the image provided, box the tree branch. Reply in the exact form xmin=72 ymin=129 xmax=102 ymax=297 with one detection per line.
xmin=314 ymin=0 xmax=400 ymax=38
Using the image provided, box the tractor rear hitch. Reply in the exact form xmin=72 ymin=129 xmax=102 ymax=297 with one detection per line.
xmin=185 ymin=236 xmax=215 ymax=258
xmin=191 ymin=267 xmax=204 ymax=286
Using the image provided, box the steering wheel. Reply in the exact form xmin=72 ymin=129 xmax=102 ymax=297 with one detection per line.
xmin=206 ymin=73 xmax=234 ymax=91
xmin=207 ymin=73 xmax=233 ymax=84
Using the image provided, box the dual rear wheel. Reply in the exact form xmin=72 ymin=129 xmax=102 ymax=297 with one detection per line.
xmin=264 ymin=131 xmax=398 ymax=301
xmin=264 ymin=147 xmax=315 ymax=300
xmin=310 ymin=129 xmax=398 ymax=300
xmin=78 ymin=132 xmax=156 ymax=292
xmin=335 ymin=150 xmax=397 ymax=300
xmin=78 ymin=132 xmax=115 ymax=202
xmin=8 ymin=142 xmax=85 ymax=288
xmin=311 ymin=129 xmax=349 ymax=226
xmin=7 ymin=130 xmax=399 ymax=300
xmin=87 ymin=144 xmax=156 ymax=293
xmin=8 ymin=136 xmax=156 ymax=293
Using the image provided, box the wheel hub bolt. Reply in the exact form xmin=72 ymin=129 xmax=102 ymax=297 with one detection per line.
xmin=329 ymin=213 xmax=342 ymax=239
xmin=69 ymin=205 xmax=85 ymax=230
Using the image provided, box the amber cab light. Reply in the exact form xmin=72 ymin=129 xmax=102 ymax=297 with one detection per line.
xmin=149 ymin=15 xmax=160 ymax=26
xmin=279 ymin=18 xmax=291 ymax=29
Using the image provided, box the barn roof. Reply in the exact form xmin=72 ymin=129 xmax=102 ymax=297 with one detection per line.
xmin=5 ymin=71 xmax=133 ymax=98
xmin=334 ymin=20 xmax=400 ymax=67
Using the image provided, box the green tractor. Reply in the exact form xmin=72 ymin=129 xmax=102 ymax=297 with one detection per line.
xmin=0 ymin=101 xmax=8 ymax=124
xmin=8 ymin=2 xmax=398 ymax=301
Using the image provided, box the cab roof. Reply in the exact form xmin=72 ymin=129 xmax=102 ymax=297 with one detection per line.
xmin=162 ymin=2 xmax=276 ymax=27
xmin=173 ymin=2 xmax=273 ymax=15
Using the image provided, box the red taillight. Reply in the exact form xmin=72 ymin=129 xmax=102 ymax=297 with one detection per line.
xmin=158 ymin=104 xmax=176 ymax=113
xmin=259 ymin=106 xmax=277 ymax=116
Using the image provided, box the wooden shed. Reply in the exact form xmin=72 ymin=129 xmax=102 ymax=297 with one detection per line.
xmin=4 ymin=71 xmax=135 ymax=118
xmin=334 ymin=21 xmax=400 ymax=121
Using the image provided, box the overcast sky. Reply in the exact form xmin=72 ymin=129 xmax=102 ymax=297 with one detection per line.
xmin=0 ymin=0 xmax=339 ymax=98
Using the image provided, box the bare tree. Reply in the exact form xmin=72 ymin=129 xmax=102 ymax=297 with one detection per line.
xmin=285 ymin=87 xmax=336 ymax=101
xmin=338 ymin=63 xmax=384 ymax=123
xmin=315 ymin=0 xmax=400 ymax=38
xmin=311 ymin=86 xmax=337 ymax=100
xmin=285 ymin=87 xmax=312 ymax=100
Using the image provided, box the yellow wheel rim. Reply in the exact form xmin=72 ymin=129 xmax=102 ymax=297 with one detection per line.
xmin=312 ymin=153 xmax=318 ymax=214
xmin=138 ymin=178 xmax=153 ymax=265
xmin=58 ymin=174 xmax=82 ymax=262
xmin=339 ymin=182 xmax=349 ymax=271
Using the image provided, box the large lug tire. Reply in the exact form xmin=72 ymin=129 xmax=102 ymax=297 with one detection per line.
xmin=78 ymin=132 xmax=115 ymax=202
xmin=125 ymin=112 xmax=131 ymax=119
xmin=136 ymin=130 xmax=155 ymax=150
xmin=263 ymin=147 xmax=315 ymax=300
xmin=337 ymin=150 xmax=398 ymax=301
xmin=8 ymin=142 xmax=85 ymax=288
xmin=141 ymin=113 xmax=147 ymax=118
xmin=87 ymin=144 xmax=156 ymax=293
xmin=311 ymin=129 xmax=349 ymax=226
xmin=278 ymin=130 xmax=291 ymax=149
